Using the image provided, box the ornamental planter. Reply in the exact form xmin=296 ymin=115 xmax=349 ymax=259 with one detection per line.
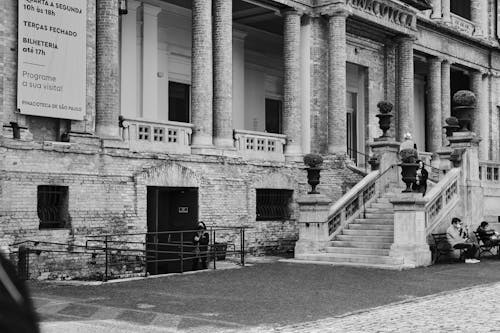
xmin=399 ymin=162 xmax=419 ymax=192
xmin=376 ymin=101 xmax=393 ymax=139
xmin=452 ymin=90 xmax=476 ymax=132
xmin=303 ymin=154 xmax=324 ymax=194
xmin=443 ymin=116 xmax=460 ymax=138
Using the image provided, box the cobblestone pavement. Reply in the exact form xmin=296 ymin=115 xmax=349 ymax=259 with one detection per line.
xmin=37 ymin=282 xmax=500 ymax=332
xmin=248 ymin=282 xmax=500 ymax=333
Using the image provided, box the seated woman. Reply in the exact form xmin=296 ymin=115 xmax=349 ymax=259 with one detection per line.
xmin=476 ymin=221 xmax=500 ymax=247
xmin=412 ymin=160 xmax=428 ymax=196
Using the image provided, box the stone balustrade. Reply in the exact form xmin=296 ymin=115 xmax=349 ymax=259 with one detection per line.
xmin=233 ymin=129 xmax=287 ymax=162
xmin=424 ymin=167 xmax=460 ymax=231
xmin=121 ymin=118 xmax=193 ymax=154
xmin=479 ymin=161 xmax=500 ymax=182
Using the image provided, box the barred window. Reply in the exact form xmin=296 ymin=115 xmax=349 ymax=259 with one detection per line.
xmin=256 ymin=189 xmax=293 ymax=221
xmin=37 ymin=185 xmax=69 ymax=229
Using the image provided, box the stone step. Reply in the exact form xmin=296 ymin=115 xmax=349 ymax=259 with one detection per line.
xmin=295 ymin=253 xmax=404 ymax=266
xmin=364 ymin=207 xmax=393 ymax=214
xmin=354 ymin=218 xmax=393 ymax=224
xmin=375 ymin=197 xmax=392 ymax=203
xmin=335 ymin=235 xmax=394 ymax=243
xmin=349 ymin=223 xmax=393 ymax=230
xmin=282 ymin=258 xmax=404 ymax=270
xmin=369 ymin=202 xmax=393 ymax=209
xmin=331 ymin=240 xmax=392 ymax=249
xmin=343 ymin=229 xmax=393 ymax=236
xmin=364 ymin=213 xmax=394 ymax=219
xmin=324 ymin=247 xmax=390 ymax=256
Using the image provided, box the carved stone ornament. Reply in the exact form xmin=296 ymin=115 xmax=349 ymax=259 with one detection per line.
xmin=346 ymin=0 xmax=417 ymax=30
xmin=400 ymin=0 xmax=432 ymax=10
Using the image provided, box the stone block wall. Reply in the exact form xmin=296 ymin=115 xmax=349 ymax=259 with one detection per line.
xmin=0 ymin=139 xmax=362 ymax=279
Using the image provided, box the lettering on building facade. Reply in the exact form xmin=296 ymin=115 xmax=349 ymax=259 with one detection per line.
xmin=346 ymin=0 xmax=416 ymax=30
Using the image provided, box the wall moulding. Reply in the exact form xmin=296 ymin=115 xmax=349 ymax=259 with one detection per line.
xmin=346 ymin=0 xmax=418 ymax=31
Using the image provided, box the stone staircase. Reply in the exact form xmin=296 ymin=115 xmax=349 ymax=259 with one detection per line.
xmin=295 ymin=191 xmax=405 ymax=269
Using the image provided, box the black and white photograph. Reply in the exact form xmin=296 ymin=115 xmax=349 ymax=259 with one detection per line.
xmin=2 ymin=0 xmax=500 ymax=332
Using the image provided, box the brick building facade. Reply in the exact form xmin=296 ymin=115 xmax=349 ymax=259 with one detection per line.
xmin=2 ymin=0 xmax=500 ymax=278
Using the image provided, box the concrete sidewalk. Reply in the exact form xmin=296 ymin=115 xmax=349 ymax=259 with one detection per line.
xmin=30 ymin=258 xmax=500 ymax=332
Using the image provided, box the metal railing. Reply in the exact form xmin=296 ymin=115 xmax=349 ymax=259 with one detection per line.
xmin=11 ymin=226 xmax=250 ymax=281
xmin=346 ymin=147 xmax=370 ymax=173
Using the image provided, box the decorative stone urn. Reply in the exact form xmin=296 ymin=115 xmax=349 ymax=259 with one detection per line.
xmin=399 ymin=133 xmax=419 ymax=192
xmin=375 ymin=101 xmax=393 ymax=139
xmin=452 ymin=90 xmax=476 ymax=132
xmin=443 ymin=116 xmax=460 ymax=139
xmin=303 ymin=154 xmax=324 ymax=194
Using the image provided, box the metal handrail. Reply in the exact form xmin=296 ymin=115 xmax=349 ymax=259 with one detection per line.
xmin=11 ymin=227 xmax=249 ymax=281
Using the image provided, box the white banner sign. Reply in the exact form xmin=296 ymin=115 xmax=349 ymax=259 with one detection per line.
xmin=17 ymin=0 xmax=86 ymax=120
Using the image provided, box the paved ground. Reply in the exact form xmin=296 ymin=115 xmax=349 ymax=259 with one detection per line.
xmin=30 ymin=258 xmax=500 ymax=332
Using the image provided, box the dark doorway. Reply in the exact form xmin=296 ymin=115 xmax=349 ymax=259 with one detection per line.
xmin=147 ymin=187 xmax=198 ymax=275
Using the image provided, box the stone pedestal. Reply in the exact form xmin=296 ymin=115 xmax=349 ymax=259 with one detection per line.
xmin=390 ymin=194 xmax=432 ymax=268
xmin=370 ymin=140 xmax=400 ymax=171
xmin=448 ymin=131 xmax=483 ymax=228
xmin=370 ymin=140 xmax=400 ymax=189
xmin=294 ymin=194 xmax=332 ymax=255
xmin=434 ymin=148 xmax=453 ymax=171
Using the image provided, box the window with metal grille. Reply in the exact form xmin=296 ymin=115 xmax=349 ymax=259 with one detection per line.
xmin=37 ymin=185 xmax=69 ymax=229
xmin=256 ymin=189 xmax=293 ymax=221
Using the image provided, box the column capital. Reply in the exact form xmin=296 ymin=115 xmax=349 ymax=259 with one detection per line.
xmin=394 ymin=35 xmax=418 ymax=43
xmin=232 ymin=29 xmax=248 ymax=41
xmin=320 ymin=5 xmax=350 ymax=18
xmin=127 ymin=0 xmax=141 ymax=11
xmin=281 ymin=8 xmax=303 ymax=16
xmin=428 ymin=55 xmax=442 ymax=62
xmin=142 ymin=3 xmax=162 ymax=16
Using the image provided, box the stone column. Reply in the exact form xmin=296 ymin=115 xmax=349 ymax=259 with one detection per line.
xmin=430 ymin=0 xmax=441 ymax=19
xmin=470 ymin=70 xmax=485 ymax=151
xmin=327 ymin=10 xmax=348 ymax=154
xmin=470 ymin=70 xmax=489 ymax=160
xmin=191 ymin=0 xmax=213 ymax=147
xmin=120 ymin=1 xmax=140 ymax=119
xmin=96 ymin=0 xmax=120 ymax=138
xmin=441 ymin=0 xmax=450 ymax=22
xmin=283 ymin=10 xmax=302 ymax=156
xmin=142 ymin=4 xmax=161 ymax=120
xmin=397 ymin=36 xmax=415 ymax=140
xmin=441 ymin=59 xmax=451 ymax=146
xmin=471 ymin=0 xmax=487 ymax=36
xmin=427 ymin=57 xmax=442 ymax=152
xmin=213 ymin=0 xmax=233 ymax=148
xmin=232 ymin=30 xmax=247 ymax=130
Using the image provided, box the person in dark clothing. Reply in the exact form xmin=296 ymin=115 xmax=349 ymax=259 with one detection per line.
xmin=412 ymin=160 xmax=429 ymax=196
xmin=193 ymin=222 xmax=209 ymax=270
xmin=476 ymin=221 xmax=500 ymax=247
xmin=0 ymin=252 xmax=39 ymax=333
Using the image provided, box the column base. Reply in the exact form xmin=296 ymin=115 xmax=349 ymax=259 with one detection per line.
xmin=295 ymin=240 xmax=330 ymax=255
xmin=327 ymin=145 xmax=347 ymax=155
xmin=390 ymin=244 xmax=432 ymax=268
xmin=191 ymin=145 xmax=228 ymax=156
xmin=213 ymin=137 xmax=235 ymax=150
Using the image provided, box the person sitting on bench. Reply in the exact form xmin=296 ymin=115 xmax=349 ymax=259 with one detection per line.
xmin=476 ymin=221 xmax=500 ymax=247
xmin=446 ymin=217 xmax=480 ymax=264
